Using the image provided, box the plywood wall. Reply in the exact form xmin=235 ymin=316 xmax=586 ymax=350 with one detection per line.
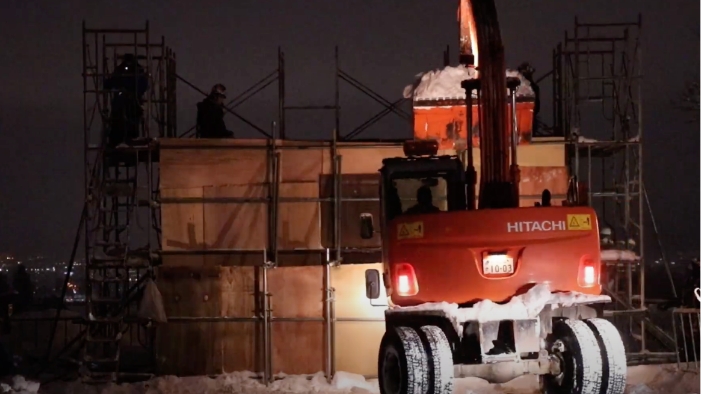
xmin=155 ymin=262 xmax=387 ymax=377
xmin=160 ymin=139 xmax=567 ymax=260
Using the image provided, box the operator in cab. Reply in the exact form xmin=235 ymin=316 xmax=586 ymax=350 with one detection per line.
xmin=405 ymin=186 xmax=440 ymax=215
xmin=196 ymin=84 xmax=234 ymax=138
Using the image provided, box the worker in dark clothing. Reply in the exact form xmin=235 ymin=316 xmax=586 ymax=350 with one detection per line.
xmin=541 ymin=189 xmax=552 ymax=207
xmin=12 ymin=266 xmax=33 ymax=315
xmin=104 ymin=54 xmax=149 ymax=147
xmin=386 ymin=183 xmax=403 ymax=221
xmin=517 ymin=62 xmax=540 ymax=136
xmin=197 ymin=84 xmax=234 ymax=138
xmin=405 ymin=186 xmax=440 ymax=215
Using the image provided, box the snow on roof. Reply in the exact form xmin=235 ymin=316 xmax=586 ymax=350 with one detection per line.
xmin=403 ymin=65 xmax=536 ymax=102
xmin=386 ymin=283 xmax=611 ymax=327
xmin=601 ymin=249 xmax=639 ymax=262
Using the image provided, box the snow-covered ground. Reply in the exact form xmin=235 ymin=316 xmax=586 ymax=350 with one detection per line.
xmin=403 ymin=65 xmax=535 ymax=101
xmin=8 ymin=364 xmax=697 ymax=394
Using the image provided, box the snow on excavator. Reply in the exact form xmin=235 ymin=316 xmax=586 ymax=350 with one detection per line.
xmin=361 ymin=1 xmax=626 ymax=393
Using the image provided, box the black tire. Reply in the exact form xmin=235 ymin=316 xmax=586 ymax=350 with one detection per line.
xmin=379 ymin=326 xmax=429 ymax=394
xmin=585 ymin=318 xmax=626 ymax=394
xmin=420 ymin=326 xmax=454 ymax=394
xmin=541 ymin=319 xmax=603 ymax=394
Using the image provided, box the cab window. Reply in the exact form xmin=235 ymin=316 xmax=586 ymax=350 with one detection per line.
xmin=395 ymin=177 xmax=447 ymax=215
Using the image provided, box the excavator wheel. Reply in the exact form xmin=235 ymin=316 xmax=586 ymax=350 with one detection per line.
xmin=378 ymin=326 xmax=429 ymax=394
xmin=584 ymin=318 xmax=627 ymax=394
xmin=540 ymin=319 xmax=604 ymax=394
xmin=419 ymin=325 xmax=454 ymax=394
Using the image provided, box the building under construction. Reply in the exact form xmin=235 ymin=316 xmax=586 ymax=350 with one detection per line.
xmin=11 ymin=10 xmax=697 ymax=386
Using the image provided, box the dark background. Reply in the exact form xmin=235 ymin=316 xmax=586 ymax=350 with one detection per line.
xmin=0 ymin=0 xmax=698 ymax=258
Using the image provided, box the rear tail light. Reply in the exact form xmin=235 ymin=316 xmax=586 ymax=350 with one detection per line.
xmin=394 ymin=263 xmax=419 ymax=296
xmin=578 ymin=257 xmax=599 ymax=288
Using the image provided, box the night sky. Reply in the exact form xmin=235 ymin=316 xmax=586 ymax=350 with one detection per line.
xmin=0 ymin=0 xmax=698 ymax=258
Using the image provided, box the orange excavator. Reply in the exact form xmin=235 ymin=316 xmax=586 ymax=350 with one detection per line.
xmin=362 ymin=1 xmax=626 ymax=393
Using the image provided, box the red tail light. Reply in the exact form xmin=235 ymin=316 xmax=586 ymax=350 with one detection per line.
xmin=394 ymin=263 xmax=419 ymax=296
xmin=578 ymin=257 xmax=599 ymax=288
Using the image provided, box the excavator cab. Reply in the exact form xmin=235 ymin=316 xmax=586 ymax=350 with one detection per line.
xmin=360 ymin=140 xmax=465 ymax=241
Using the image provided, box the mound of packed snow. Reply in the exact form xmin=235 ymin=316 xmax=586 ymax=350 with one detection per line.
xmin=403 ymin=65 xmax=536 ymax=101
xmin=386 ymin=283 xmax=610 ymax=323
xmin=28 ymin=363 xmax=701 ymax=394
xmin=40 ymin=371 xmax=379 ymax=394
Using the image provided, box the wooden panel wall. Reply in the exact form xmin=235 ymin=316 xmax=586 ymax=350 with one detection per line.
xmin=332 ymin=263 xmax=387 ymax=376
xmin=156 ymin=265 xmax=259 ymax=375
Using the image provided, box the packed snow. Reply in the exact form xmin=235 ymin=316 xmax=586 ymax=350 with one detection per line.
xmin=11 ymin=363 xmax=699 ymax=393
xmin=403 ymin=65 xmax=536 ymax=102
xmin=601 ymin=249 xmax=639 ymax=262
xmin=386 ymin=283 xmax=610 ymax=324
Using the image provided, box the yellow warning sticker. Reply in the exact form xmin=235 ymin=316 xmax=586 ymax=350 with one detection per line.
xmin=397 ymin=222 xmax=424 ymax=240
xmin=566 ymin=214 xmax=592 ymax=231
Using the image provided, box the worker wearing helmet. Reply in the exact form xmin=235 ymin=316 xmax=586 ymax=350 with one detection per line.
xmin=104 ymin=53 xmax=149 ymax=147
xmin=196 ymin=84 xmax=234 ymax=138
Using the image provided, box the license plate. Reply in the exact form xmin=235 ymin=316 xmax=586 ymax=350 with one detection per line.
xmin=483 ymin=255 xmax=514 ymax=275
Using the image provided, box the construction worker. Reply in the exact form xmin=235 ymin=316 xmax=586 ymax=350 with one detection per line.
xmin=196 ymin=84 xmax=234 ymax=138
xmin=104 ymin=54 xmax=149 ymax=147
xmin=386 ymin=182 xmax=403 ymax=221
xmin=541 ymin=189 xmax=552 ymax=207
xmin=405 ymin=186 xmax=440 ymax=215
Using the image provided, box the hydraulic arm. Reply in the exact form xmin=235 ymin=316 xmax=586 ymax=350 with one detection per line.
xmin=458 ymin=0 xmax=519 ymax=209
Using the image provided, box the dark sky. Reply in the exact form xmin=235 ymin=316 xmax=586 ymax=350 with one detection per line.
xmin=0 ymin=0 xmax=698 ymax=258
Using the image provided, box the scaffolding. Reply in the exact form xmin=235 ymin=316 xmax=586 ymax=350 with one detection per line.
xmin=35 ymin=20 xmax=411 ymax=383
xmin=554 ymin=15 xmax=680 ymax=361
xmin=71 ymin=22 xmax=176 ymax=382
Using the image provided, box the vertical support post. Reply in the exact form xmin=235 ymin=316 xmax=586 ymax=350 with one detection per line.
xmin=461 ymin=79 xmax=479 ymax=211
xmin=262 ymin=251 xmax=271 ymax=384
xmin=82 ymin=21 xmax=91 ymax=321
xmin=278 ymin=47 xmax=285 ymax=140
xmin=158 ymin=36 xmax=166 ymax=138
xmin=334 ymin=46 xmax=340 ymax=141
xmin=507 ymin=80 xmax=520 ymax=206
xmin=324 ymin=249 xmax=333 ymax=380
xmin=636 ymin=23 xmax=645 ymax=353
xmin=145 ymin=21 xmax=151 ymax=139
xmin=573 ymin=17 xmax=580 ymax=134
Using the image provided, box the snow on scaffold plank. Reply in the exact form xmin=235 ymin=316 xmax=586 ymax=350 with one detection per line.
xmin=601 ymin=249 xmax=639 ymax=262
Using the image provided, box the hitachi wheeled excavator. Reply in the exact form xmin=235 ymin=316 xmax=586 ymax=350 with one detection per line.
xmin=361 ymin=1 xmax=626 ymax=393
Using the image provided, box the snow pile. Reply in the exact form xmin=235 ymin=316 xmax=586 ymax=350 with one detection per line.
xmin=601 ymin=249 xmax=639 ymax=262
xmin=0 ymin=376 xmax=41 ymax=393
xmin=42 ymin=371 xmax=379 ymax=394
xmin=626 ymin=364 xmax=700 ymax=394
xmin=387 ymin=283 xmax=610 ymax=324
xmin=29 ymin=364 xmax=701 ymax=394
xmin=403 ymin=65 xmax=536 ymax=101
xmin=330 ymin=372 xmax=378 ymax=393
